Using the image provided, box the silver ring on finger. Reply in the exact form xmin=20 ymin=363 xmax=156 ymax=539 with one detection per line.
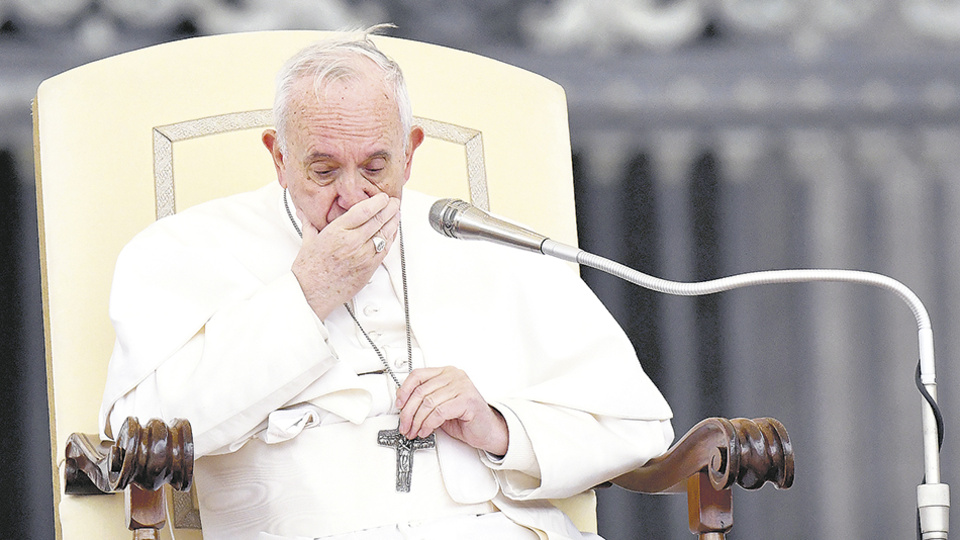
xmin=372 ymin=234 xmax=387 ymax=253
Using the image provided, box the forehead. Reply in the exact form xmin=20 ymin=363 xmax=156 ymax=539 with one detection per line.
xmin=292 ymin=66 xmax=399 ymax=124
xmin=286 ymin=74 xmax=403 ymax=158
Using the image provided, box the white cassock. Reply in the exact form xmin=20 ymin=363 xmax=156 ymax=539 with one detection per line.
xmin=99 ymin=182 xmax=674 ymax=540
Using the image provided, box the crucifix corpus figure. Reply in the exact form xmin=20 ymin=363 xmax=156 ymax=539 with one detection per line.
xmin=378 ymin=427 xmax=436 ymax=492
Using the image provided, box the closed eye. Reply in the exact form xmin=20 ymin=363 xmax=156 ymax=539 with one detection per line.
xmin=363 ymin=154 xmax=389 ymax=176
xmin=309 ymin=167 xmax=337 ymax=185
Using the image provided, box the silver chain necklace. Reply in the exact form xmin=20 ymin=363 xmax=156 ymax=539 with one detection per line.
xmin=283 ymin=189 xmax=434 ymax=492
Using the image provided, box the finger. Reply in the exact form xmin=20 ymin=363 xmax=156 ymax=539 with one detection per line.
xmin=332 ymin=197 xmax=399 ymax=259
xmin=316 ymin=196 xmax=397 ymax=260
xmin=406 ymin=382 xmax=464 ymax=439
xmin=358 ymin=197 xmax=401 ymax=242
xmin=397 ymin=368 xmax=456 ymax=437
xmin=301 ymin=217 xmax=320 ymax=239
xmin=337 ymin=192 xmax=391 ymax=230
xmin=396 ymin=367 xmax=445 ymax=409
xmin=415 ymin=393 xmax=477 ymax=440
xmin=369 ymin=203 xmax=401 ymax=255
xmin=294 ymin=207 xmax=319 ymax=238
xmin=401 ymin=368 xmax=477 ymax=439
xmin=378 ymin=200 xmax=401 ymax=242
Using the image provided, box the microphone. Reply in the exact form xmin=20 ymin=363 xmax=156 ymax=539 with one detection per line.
xmin=428 ymin=197 xmax=950 ymax=539
xmin=428 ymin=198 xmax=584 ymax=261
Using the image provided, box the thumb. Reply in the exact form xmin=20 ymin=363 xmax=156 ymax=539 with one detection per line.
xmin=295 ymin=207 xmax=320 ymax=239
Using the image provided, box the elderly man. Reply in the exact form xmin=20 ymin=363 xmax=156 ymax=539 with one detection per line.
xmin=100 ymin=30 xmax=673 ymax=540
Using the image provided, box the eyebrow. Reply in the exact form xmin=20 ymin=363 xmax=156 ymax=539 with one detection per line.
xmin=304 ymin=150 xmax=393 ymax=163
xmin=304 ymin=152 xmax=334 ymax=163
xmin=368 ymin=151 xmax=391 ymax=160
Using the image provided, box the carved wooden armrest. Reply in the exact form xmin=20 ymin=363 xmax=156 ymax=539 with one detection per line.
xmin=613 ymin=417 xmax=794 ymax=540
xmin=63 ymin=418 xmax=194 ymax=539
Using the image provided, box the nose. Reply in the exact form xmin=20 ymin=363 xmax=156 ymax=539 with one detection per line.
xmin=335 ymin=169 xmax=375 ymax=210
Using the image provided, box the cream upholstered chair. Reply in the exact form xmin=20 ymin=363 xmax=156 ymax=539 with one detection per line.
xmin=36 ymin=31 xmax=793 ymax=540
xmin=36 ymin=30 xmax=590 ymax=540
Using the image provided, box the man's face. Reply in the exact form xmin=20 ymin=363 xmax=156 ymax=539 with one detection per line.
xmin=265 ymin=69 xmax=420 ymax=230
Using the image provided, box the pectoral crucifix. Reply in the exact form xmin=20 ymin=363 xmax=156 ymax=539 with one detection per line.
xmin=377 ymin=427 xmax=436 ymax=492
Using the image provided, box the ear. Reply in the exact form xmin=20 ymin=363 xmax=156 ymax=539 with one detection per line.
xmin=262 ymin=129 xmax=287 ymax=189
xmin=402 ymin=126 xmax=425 ymax=184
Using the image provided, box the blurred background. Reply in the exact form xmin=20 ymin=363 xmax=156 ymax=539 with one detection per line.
xmin=3 ymin=0 xmax=960 ymax=538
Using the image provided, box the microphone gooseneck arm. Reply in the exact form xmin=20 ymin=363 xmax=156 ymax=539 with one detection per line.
xmin=430 ymin=198 xmax=949 ymax=539
xmin=544 ymin=238 xmax=949 ymax=539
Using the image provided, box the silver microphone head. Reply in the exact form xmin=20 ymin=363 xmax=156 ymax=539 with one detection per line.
xmin=429 ymin=198 xmax=470 ymax=239
xmin=428 ymin=198 xmax=547 ymax=253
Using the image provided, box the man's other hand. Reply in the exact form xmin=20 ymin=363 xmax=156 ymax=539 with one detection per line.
xmin=396 ymin=366 xmax=509 ymax=456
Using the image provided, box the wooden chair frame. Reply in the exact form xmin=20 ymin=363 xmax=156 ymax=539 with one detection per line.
xmin=65 ymin=416 xmax=793 ymax=539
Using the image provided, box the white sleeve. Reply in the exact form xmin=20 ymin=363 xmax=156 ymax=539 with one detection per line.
xmin=482 ymin=403 xmax=541 ymax=492
xmin=488 ymin=397 xmax=674 ymax=500
xmin=104 ymin=272 xmax=342 ymax=457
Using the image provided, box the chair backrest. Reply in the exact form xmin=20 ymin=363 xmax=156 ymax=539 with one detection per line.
xmin=35 ymin=31 xmax=582 ymax=539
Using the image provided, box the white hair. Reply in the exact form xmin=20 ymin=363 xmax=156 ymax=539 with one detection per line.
xmin=272 ymin=26 xmax=414 ymax=153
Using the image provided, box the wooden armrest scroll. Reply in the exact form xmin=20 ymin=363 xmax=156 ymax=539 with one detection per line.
xmin=613 ymin=417 xmax=793 ymax=540
xmin=64 ymin=417 xmax=194 ymax=495
xmin=64 ymin=418 xmax=194 ymax=538
xmin=613 ymin=417 xmax=793 ymax=494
